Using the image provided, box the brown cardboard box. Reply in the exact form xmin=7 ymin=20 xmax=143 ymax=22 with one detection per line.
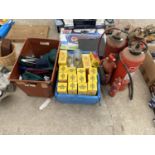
xmin=9 ymin=38 xmax=60 ymax=97
xmin=148 ymin=43 xmax=155 ymax=52
xmin=140 ymin=50 xmax=155 ymax=87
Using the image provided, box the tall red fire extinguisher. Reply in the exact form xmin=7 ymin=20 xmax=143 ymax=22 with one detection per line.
xmin=104 ymin=28 xmax=128 ymax=57
xmin=110 ymin=40 xmax=148 ymax=99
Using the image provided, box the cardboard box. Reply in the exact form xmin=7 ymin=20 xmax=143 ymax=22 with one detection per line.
xmin=77 ymin=68 xmax=86 ymax=75
xmin=57 ymin=82 xmax=67 ymax=94
xmin=9 ymin=38 xmax=59 ymax=97
xmin=68 ymin=67 xmax=76 ymax=74
xmin=78 ymin=83 xmax=87 ymax=95
xmin=58 ymin=50 xmax=67 ymax=65
xmin=68 ymin=73 xmax=77 ymax=83
xmin=77 ymin=74 xmax=86 ymax=83
xmin=89 ymin=67 xmax=97 ymax=75
xmin=140 ymin=51 xmax=155 ymax=87
xmin=88 ymin=82 xmax=97 ymax=95
xmin=68 ymin=82 xmax=77 ymax=94
xmin=58 ymin=72 xmax=67 ymax=82
xmin=88 ymin=74 xmax=97 ymax=83
xmin=82 ymin=54 xmax=91 ymax=69
xmin=90 ymin=52 xmax=100 ymax=67
xmin=148 ymin=43 xmax=155 ymax=52
xmin=59 ymin=65 xmax=68 ymax=73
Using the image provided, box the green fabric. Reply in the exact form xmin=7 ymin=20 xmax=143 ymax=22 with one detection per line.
xmin=22 ymin=71 xmax=43 ymax=81
xmin=41 ymin=49 xmax=57 ymax=67
xmin=20 ymin=49 xmax=57 ymax=81
xmin=48 ymin=49 xmax=57 ymax=63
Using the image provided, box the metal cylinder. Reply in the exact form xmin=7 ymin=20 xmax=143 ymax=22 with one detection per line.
xmin=105 ymin=30 xmax=127 ymax=57
xmin=111 ymin=42 xmax=146 ymax=83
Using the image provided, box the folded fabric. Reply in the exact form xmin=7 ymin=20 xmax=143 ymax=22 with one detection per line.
xmin=19 ymin=49 xmax=56 ymax=68
xmin=35 ymin=58 xmax=50 ymax=68
xmin=19 ymin=66 xmax=53 ymax=75
xmin=19 ymin=48 xmax=57 ymax=81
xmin=48 ymin=49 xmax=57 ymax=63
xmin=22 ymin=71 xmax=44 ymax=81
xmin=37 ymin=49 xmax=57 ymax=68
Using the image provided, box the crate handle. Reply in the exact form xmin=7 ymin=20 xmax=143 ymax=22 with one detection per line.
xmin=40 ymin=42 xmax=50 ymax=46
xmin=25 ymin=82 xmax=37 ymax=87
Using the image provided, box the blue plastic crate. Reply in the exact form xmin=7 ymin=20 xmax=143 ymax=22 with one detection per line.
xmin=55 ymin=75 xmax=101 ymax=104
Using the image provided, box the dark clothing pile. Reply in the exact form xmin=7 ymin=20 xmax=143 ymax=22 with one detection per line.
xmin=19 ymin=49 xmax=57 ymax=81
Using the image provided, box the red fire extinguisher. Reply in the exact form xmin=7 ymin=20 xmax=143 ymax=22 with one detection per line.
xmin=110 ymin=40 xmax=148 ymax=99
xmin=104 ymin=29 xmax=128 ymax=57
xmin=100 ymin=53 xmax=117 ymax=84
xmin=109 ymin=77 xmax=122 ymax=97
xmin=97 ymin=28 xmax=128 ymax=59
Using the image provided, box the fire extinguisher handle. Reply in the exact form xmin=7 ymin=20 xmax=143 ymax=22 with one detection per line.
xmin=129 ymin=40 xmax=148 ymax=55
xmin=139 ymin=40 xmax=148 ymax=53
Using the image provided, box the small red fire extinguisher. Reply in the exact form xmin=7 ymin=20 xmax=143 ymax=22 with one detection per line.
xmin=110 ymin=40 xmax=148 ymax=99
xmin=100 ymin=53 xmax=117 ymax=84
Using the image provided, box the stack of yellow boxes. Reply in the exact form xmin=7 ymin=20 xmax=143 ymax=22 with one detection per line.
xmin=58 ymin=65 xmax=68 ymax=82
xmin=57 ymin=50 xmax=68 ymax=94
xmin=77 ymin=68 xmax=87 ymax=95
xmin=68 ymin=67 xmax=77 ymax=94
xmin=57 ymin=66 xmax=68 ymax=94
xmin=57 ymin=50 xmax=98 ymax=96
xmin=88 ymin=67 xmax=98 ymax=95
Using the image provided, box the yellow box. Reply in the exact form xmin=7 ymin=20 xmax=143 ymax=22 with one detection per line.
xmin=77 ymin=74 xmax=86 ymax=83
xmin=90 ymin=52 xmax=100 ymax=67
xmin=59 ymin=65 xmax=68 ymax=73
xmin=77 ymin=68 xmax=86 ymax=75
xmin=68 ymin=67 xmax=76 ymax=74
xmin=57 ymin=82 xmax=67 ymax=94
xmin=78 ymin=83 xmax=87 ymax=95
xmin=68 ymin=82 xmax=77 ymax=94
xmin=68 ymin=73 xmax=77 ymax=83
xmin=88 ymin=74 xmax=97 ymax=83
xmin=58 ymin=73 xmax=67 ymax=82
xmin=89 ymin=67 xmax=97 ymax=75
xmin=88 ymin=82 xmax=97 ymax=95
xmin=58 ymin=50 xmax=67 ymax=65
xmin=82 ymin=54 xmax=91 ymax=69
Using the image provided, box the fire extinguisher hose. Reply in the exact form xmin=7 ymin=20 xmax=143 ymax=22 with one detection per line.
xmin=121 ymin=61 xmax=134 ymax=100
